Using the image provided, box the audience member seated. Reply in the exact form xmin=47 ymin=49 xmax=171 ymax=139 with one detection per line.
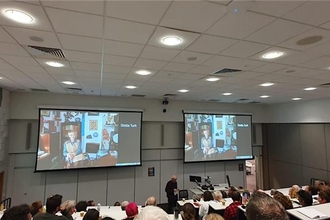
xmin=213 ymin=191 xmax=223 ymax=202
xmin=30 ymin=201 xmax=43 ymax=217
xmin=273 ymin=191 xmax=293 ymax=210
xmin=1 ymin=204 xmax=32 ymax=220
xmin=135 ymin=206 xmax=170 ymax=220
xmin=121 ymin=201 xmax=129 ymax=211
xmin=33 ymin=194 xmax=67 ymax=220
xmin=305 ymin=185 xmax=318 ymax=195
xmin=246 ymin=191 xmax=289 ymax=220
xmin=288 ymin=185 xmax=300 ymax=199
xmin=145 ymin=196 xmax=157 ymax=206
xmin=124 ymin=202 xmax=138 ymax=220
xmin=198 ymin=191 xmax=214 ymax=220
xmin=87 ymin=201 xmax=95 ymax=207
xmin=82 ymin=209 xmax=99 ymax=220
xmin=60 ymin=200 xmax=76 ymax=220
xmin=205 ymin=213 xmax=224 ymax=220
xmin=113 ymin=202 xmax=120 ymax=206
xmin=297 ymin=190 xmax=313 ymax=206
xmin=227 ymin=186 xmax=237 ymax=198
xmin=223 ymin=191 xmax=241 ymax=220
xmin=75 ymin=201 xmax=88 ymax=212
xmin=180 ymin=203 xmax=196 ymax=220
xmin=220 ymin=190 xmax=228 ymax=199
xmin=317 ymin=190 xmax=330 ymax=204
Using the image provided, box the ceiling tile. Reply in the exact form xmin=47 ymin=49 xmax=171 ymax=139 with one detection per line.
xmin=252 ymin=63 xmax=289 ymax=73
xmin=105 ymin=18 xmax=155 ymax=44
xmin=305 ymin=41 xmax=330 ymax=57
xmin=104 ymin=40 xmax=144 ymax=57
xmin=148 ymin=76 xmax=173 ymax=83
xmin=245 ymin=19 xmax=312 ymax=45
xmin=275 ymin=51 xmax=321 ymax=66
xmin=147 ymin=27 xmax=200 ymax=50
xmin=104 ymin=55 xmax=136 ymax=67
xmin=71 ymin=62 xmax=101 ymax=72
xmin=249 ymin=1 xmax=307 ymax=17
xmin=102 ymin=73 xmax=127 ymax=80
xmin=0 ymin=43 xmax=29 ymax=56
xmin=0 ymin=55 xmax=39 ymax=66
xmin=0 ymin=26 xmax=15 ymax=43
xmin=320 ymin=20 xmax=330 ymax=30
xmin=283 ymin=1 xmax=330 ymax=26
xmin=36 ymin=58 xmax=71 ymax=69
xmin=134 ymin=58 xmax=167 ymax=69
xmin=172 ymin=51 xmax=213 ymax=65
xmin=46 ymin=7 xmax=103 ymax=38
xmin=220 ymin=41 xmax=269 ymax=58
xmin=206 ymin=11 xmax=275 ymax=39
xmin=5 ymin=27 xmax=61 ymax=48
xmin=156 ymin=71 xmax=184 ymax=78
xmin=160 ymin=1 xmax=226 ymax=32
xmin=42 ymin=0 xmax=104 ymax=15
xmin=278 ymin=28 xmax=330 ymax=51
xmin=162 ymin=62 xmax=196 ymax=72
xmin=140 ymin=46 xmax=180 ymax=61
xmin=299 ymin=56 xmax=330 ymax=69
xmin=46 ymin=67 xmax=75 ymax=76
xmin=177 ymin=73 xmax=204 ymax=80
xmin=0 ymin=1 xmax=53 ymax=31
xmin=186 ymin=35 xmax=237 ymax=54
xmin=106 ymin=1 xmax=170 ymax=25
xmin=58 ymin=34 xmax=103 ymax=53
xmin=64 ymin=50 xmax=101 ymax=64
xmin=104 ymin=65 xmax=131 ymax=74
xmin=188 ymin=65 xmax=220 ymax=75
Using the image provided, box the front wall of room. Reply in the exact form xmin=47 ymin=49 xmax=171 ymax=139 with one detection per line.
xmin=6 ymin=92 xmax=266 ymax=205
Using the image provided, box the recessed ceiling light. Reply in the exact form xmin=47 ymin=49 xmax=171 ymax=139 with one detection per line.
xmin=260 ymin=95 xmax=269 ymax=98
xmin=223 ymin=93 xmax=232 ymax=96
xmin=292 ymin=97 xmax=301 ymax=101
xmin=136 ymin=70 xmax=151 ymax=75
xmin=0 ymin=77 xmax=3 ymax=79
xmin=260 ymin=82 xmax=274 ymax=87
xmin=62 ymin=81 xmax=75 ymax=85
xmin=262 ymin=51 xmax=284 ymax=59
xmin=206 ymin=77 xmax=220 ymax=82
xmin=161 ymin=36 xmax=182 ymax=46
xmin=126 ymin=85 xmax=137 ymax=89
xmin=178 ymin=89 xmax=189 ymax=93
xmin=46 ymin=61 xmax=64 ymax=67
xmin=4 ymin=9 xmax=34 ymax=24
xmin=304 ymin=87 xmax=316 ymax=91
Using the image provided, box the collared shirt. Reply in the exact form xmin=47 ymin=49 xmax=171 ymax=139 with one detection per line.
xmin=223 ymin=201 xmax=241 ymax=220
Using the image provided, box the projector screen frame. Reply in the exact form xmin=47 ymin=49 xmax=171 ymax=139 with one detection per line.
xmin=183 ymin=112 xmax=253 ymax=164
xmin=34 ymin=107 xmax=143 ymax=172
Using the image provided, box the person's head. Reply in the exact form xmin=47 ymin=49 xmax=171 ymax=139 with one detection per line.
xmin=318 ymin=190 xmax=330 ymax=204
xmin=220 ymin=190 xmax=228 ymax=198
xmin=87 ymin=200 xmax=95 ymax=207
xmin=121 ymin=201 xmax=129 ymax=211
xmin=82 ymin=209 xmax=99 ymax=220
xmin=135 ymin=206 xmax=170 ymax=220
xmin=297 ymin=190 xmax=313 ymax=206
xmin=203 ymin=129 xmax=210 ymax=137
xmin=125 ymin=202 xmax=138 ymax=218
xmin=68 ymin=131 xmax=76 ymax=141
xmin=30 ymin=201 xmax=43 ymax=217
xmin=228 ymin=186 xmax=237 ymax=198
xmin=102 ymin=218 xmax=115 ymax=220
xmin=1 ymin=204 xmax=31 ymax=220
xmin=231 ymin=191 xmax=241 ymax=202
xmin=213 ymin=191 xmax=223 ymax=202
xmin=273 ymin=193 xmax=293 ymax=210
xmin=246 ymin=191 xmax=289 ymax=220
xmin=288 ymin=185 xmax=300 ymax=198
xmin=46 ymin=194 xmax=62 ymax=214
xmin=113 ymin=201 xmax=120 ymax=206
xmin=171 ymin=175 xmax=177 ymax=183
xmin=75 ymin=201 xmax=88 ymax=212
xmin=181 ymin=203 xmax=196 ymax=220
xmin=61 ymin=200 xmax=76 ymax=215
xmin=305 ymin=185 xmax=318 ymax=195
xmin=146 ymin=196 xmax=157 ymax=206
xmin=204 ymin=213 xmax=224 ymax=220
xmin=203 ymin=191 xmax=214 ymax=202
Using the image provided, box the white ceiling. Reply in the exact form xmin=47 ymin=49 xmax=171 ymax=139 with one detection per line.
xmin=0 ymin=0 xmax=330 ymax=104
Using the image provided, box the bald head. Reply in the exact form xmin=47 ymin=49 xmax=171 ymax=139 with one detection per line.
xmin=146 ymin=196 xmax=157 ymax=206
xmin=171 ymin=175 xmax=177 ymax=182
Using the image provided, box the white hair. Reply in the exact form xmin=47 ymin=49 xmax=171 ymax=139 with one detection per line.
xmin=121 ymin=201 xmax=129 ymax=208
xmin=135 ymin=206 xmax=170 ymax=220
xmin=62 ymin=200 xmax=76 ymax=210
xmin=213 ymin=191 xmax=223 ymax=200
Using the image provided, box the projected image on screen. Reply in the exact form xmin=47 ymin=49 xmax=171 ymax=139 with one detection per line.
xmin=36 ymin=109 xmax=142 ymax=171
xmin=184 ymin=113 xmax=252 ymax=162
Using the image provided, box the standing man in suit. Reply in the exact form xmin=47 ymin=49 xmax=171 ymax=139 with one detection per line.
xmin=165 ymin=175 xmax=178 ymax=214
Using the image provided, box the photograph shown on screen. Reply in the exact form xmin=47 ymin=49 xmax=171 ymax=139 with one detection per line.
xmin=184 ymin=113 xmax=253 ymax=162
xmin=36 ymin=109 xmax=142 ymax=171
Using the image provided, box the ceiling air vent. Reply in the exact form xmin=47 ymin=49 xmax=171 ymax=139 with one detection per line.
xmin=164 ymin=93 xmax=177 ymax=97
xmin=207 ymin=99 xmax=221 ymax=102
xmin=131 ymin=94 xmax=146 ymax=97
xmin=30 ymin=88 xmax=50 ymax=92
xmin=249 ymin=101 xmax=261 ymax=104
xmin=319 ymin=82 xmax=330 ymax=88
xmin=28 ymin=45 xmax=65 ymax=59
xmin=66 ymin=87 xmax=82 ymax=91
xmin=234 ymin=98 xmax=250 ymax=103
xmin=213 ymin=68 xmax=242 ymax=75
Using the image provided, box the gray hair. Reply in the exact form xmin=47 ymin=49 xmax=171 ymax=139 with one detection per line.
xmin=61 ymin=200 xmax=76 ymax=211
xmin=135 ymin=206 xmax=170 ymax=220
xmin=146 ymin=196 xmax=157 ymax=206
xmin=213 ymin=191 xmax=223 ymax=200
xmin=246 ymin=191 xmax=289 ymax=220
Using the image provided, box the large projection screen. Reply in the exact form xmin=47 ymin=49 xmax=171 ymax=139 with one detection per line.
xmin=35 ymin=108 xmax=142 ymax=172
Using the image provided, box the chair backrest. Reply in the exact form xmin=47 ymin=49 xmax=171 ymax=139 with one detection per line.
xmin=178 ymin=190 xmax=189 ymax=200
xmin=226 ymin=175 xmax=231 ymax=187
xmin=1 ymin=198 xmax=11 ymax=209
